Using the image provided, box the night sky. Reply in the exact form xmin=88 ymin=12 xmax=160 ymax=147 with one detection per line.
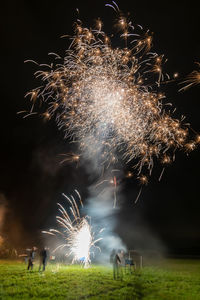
xmin=1 ymin=0 xmax=200 ymax=255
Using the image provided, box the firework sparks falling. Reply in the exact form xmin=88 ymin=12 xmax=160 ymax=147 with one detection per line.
xmin=43 ymin=191 xmax=102 ymax=267
xmin=59 ymin=152 xmax=80 ymax=166
xmin=179 ymin=62 xmax=200 ymax=91
xmin=95 ymin=169 xmax=120 ymax=207
xmin=25 ymin=2 xmax=198 ymax=179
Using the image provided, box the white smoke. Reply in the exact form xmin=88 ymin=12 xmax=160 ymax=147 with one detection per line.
xmin=85 ymin=180 xmax=127 ymax=264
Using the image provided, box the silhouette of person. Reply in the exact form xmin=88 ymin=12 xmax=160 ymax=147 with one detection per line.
xmin=39 ymin=247 xmax=48 ymax=271
xmin=110 ymin=249 xmax=121 ymax=279
xmin=118 ymin=249 xmax=125 ymax=278
xmin=27 ymin=247 xmax=36 ymax=270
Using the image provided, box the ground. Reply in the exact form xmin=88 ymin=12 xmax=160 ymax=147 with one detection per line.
xmin=0 ymin=259 xmax=200 ymax=299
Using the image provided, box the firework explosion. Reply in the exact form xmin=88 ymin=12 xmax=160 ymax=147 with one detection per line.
xmin=43 ymin=190 xmax=102 ymax=267
xmin=25 ymin=2 xmax=199 ymax=180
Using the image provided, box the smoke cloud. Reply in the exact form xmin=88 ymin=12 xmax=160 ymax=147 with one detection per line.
xmin=85 ymin=183 xmax=126 ymax=263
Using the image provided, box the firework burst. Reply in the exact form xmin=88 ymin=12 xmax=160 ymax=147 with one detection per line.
xmin=25 ymin=2 xmax=198 ymax=180
xmin=43 ymin=191 xmax=102 ymax=267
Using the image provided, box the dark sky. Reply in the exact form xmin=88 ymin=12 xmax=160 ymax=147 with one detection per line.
xmin=1 ymin=0 xmax=200 ymax=254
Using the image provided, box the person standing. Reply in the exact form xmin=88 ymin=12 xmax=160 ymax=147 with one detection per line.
xmin=118 ymin=249 xmax=125 ymax=279
xmin=27 ymin=247 xmax=36 ymax=270
xmin=39 ymin=247 xmax=48 ymax=271
xmin=110 ymin=249 xmax=121 ymax=279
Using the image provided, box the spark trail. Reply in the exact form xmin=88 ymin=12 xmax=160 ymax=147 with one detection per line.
xmin=43 ymin=191 xmax=102 ymax=267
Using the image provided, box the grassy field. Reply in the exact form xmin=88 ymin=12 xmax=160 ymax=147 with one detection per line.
xmin=0 ymin=259 xmax=200 ymax=299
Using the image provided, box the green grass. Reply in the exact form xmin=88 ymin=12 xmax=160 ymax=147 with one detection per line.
xmin=0 ymin=259 xmax=200 ymax=299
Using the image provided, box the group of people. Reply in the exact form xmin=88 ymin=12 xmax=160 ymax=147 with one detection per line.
xmin=110 ymin=249 xmax=135 ymax=279
xmin=26 ymin=247 xmax=133 ymax=277
xmin=27 ymin=246 xmax=48 ymax=271
xmin=110 ymin=249 xmax=125 ymax=279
